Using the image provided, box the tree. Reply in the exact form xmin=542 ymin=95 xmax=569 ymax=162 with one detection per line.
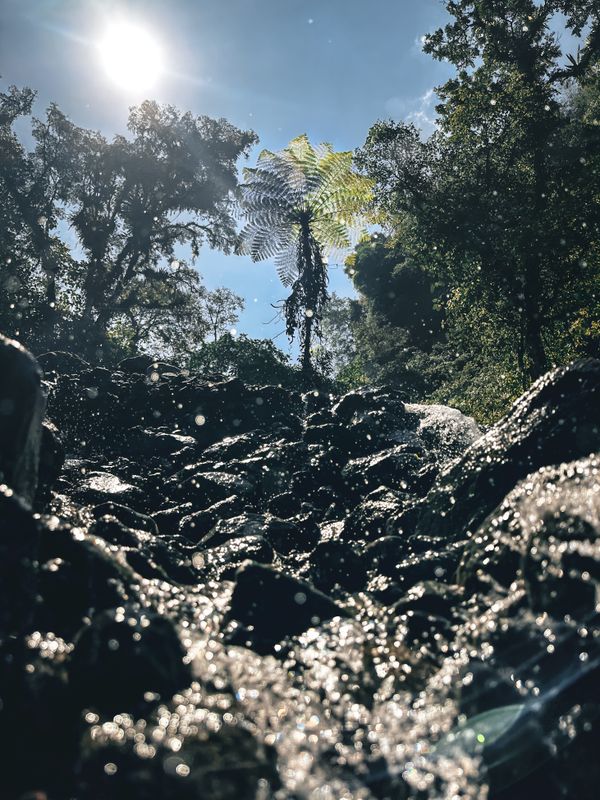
xmin=318 ymin=292 xmax=360 ymax=376
xmin=203 ymin=287 xmax=245 ymax=342
xmin=240 ymin=135 xmax=372 ymax=375
xmin=190 ymin=333 xmax=302 ymax=387
xmin=347 ymin=233 xmax=443 ymax=351
xmin=358 ymin=1 xmax=600 ymax=387
xmin=0 ymin=88 xmax=257 ymax=358
xmin=0 ymin=86 xmax=77 ymax=347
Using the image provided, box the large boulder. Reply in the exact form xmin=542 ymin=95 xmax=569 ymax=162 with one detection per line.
xmin=459 ymin=454 xmax=600 ymax=619
xmin=413 ymin=359 xmax=600 ymax=542
xmin=0 ymin=334 xmax=45 ymax=503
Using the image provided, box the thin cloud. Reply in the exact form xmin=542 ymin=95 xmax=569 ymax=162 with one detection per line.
xmin=384 ymin=88 xmax=438 ymax=136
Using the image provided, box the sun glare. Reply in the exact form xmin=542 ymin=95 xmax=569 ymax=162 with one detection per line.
xmin=98 ymin=22 xmax=164 ymax=92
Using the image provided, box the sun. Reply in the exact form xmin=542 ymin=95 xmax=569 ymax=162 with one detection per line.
xmin=98 ymin=22 xmax=164 ymax=92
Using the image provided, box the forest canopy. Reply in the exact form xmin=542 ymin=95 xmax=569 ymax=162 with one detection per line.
xmin=2 ymin=0 xmax=600 ymax=420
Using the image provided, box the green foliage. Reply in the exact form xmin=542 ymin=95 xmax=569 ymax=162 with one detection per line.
xmin=189 ymin=333 xmax=301 ymax=387
xmin=356 ymin=1 xmax=600 ymax=420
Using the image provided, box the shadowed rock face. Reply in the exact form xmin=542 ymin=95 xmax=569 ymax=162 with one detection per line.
xmin=413 ymin=359 xmax=600 ymax=542
xmin=1 ymin=341 xmax=599 ymax=800
xmin=0 ymin=334 xmax=45 ymax=504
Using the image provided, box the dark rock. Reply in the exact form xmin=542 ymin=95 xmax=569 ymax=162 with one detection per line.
xmin=128 ymin=427 xmax=196 ymax=457
xmin=459 ymin=455 xmax=600 ymax=620
xmin=0 ymin=485 xmax=40 ymax=636
xmin=36 ymin=420 xmax=65 ymax=503
xmin=89 ymin=515 xmax=141 ymax=547
xmin=178 ymin=495 xmax=244 ymax=542
xmin=0 ymin=334 xmax=45 ymax=503
xmin=73 ymin=471 xmax=145 ymax=509
xmin=363 ymin=536 xmax=406 ymax=579
xmin=268 ymin=491 xmax=303 ymax=518
xmin=416 ymin=359 xmax=600 ymax=541
xmin=198 ymin=535 xmax=274 ymax=579
xmin=224 ymin=562 xmax=347 ymax=653
xmin=38 ymin=350 xmax=90 ymax=374
xmin=117 ymin=354 xmax=156 ymax=373
xmin=69 ymin=607 xmax=191 ymax=716
xmin=36 ymin=524 xmax=135 ymax=638
xmin=169 ymin=470 xmax=254 ymax=506
xmin=200 ymin=511 xmax=319 ymax=555
xmin=152 ymin=503 xmax=193 ymax=535
xmin=91 ymin=501 xmax=159 ymax=534
xmin=309 ymin=541 xmax=367 ymax=592
xmin=343 ymin=489 xmax=405 ymax=544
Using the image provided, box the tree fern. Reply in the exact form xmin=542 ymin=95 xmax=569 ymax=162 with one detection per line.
xmin=240 ymin=135 xmax=372 ymax=374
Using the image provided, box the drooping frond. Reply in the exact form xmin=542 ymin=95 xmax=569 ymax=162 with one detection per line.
xmin=274 ymin=236 xmax=300 ymax=287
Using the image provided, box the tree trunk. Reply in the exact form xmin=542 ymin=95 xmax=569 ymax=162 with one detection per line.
xmin=301 ymin=312 xmax=313 ymax=375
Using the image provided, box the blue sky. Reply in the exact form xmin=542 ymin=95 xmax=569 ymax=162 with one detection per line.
xmin=1 ymin=0 xmax=454 ymax=351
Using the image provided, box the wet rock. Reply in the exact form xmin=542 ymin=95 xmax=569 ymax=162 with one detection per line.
xmin=5 ymin=337 xmax=599 ymax=800
xmin=178 ymin=495 xmax=244 ymax=543
xmin=128 ymin=427 xmax=196 ymax=458
xmin=36 ymin=420 xmax=65 ymax=504
xmin=91 ymin=501 xmax=158 ymax=535
xmin=36 ymin=524 xmax=135 ymax=638
xmin=309 ymin=541 xmax=367 ymax=593
xmin=0 ymin=334 xmax=45 ymax=503
xmin=69 ymin=607 xmax=191 ymax=716
xmin=459 ymin=455 xmax=600 ymax=619
xmin=224 ymin=562 xmax=347 ymax=653
xmin=169 ymin=470 xmax=254 ymax=507
xmin=197 ymin=535 xmax=274 ymax=579
xmin=0 ymin=485 xmax=40 ymax=636
xmin=268 ymin=491 xmax=303 ymax=518
xmin=89 ymin=515 xmax=141 ymax=547
xmin=117 ymin=354 xmax=156 ymax=373
xmin=73 ymin=471 xmax=145 ymax=509
xmin=38 ymin=350 xmax=90 ymax=374
xmin=416 ymin=359 xmax=600 ymax=542
xmin=152 ymin=503 xmax=194 ymax=535
xmin=343 ymin=489 xmax=405 ymax=544
xmin=200 ymin=511 xmax=319 ymax=554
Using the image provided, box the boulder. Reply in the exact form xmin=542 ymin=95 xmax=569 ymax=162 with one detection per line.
xmin=0 ymin=334 xmax=45 ymax=503
xmin=415 ymin=359 xmax=600 ymax=542
xmin=459 ymin=454 xmax=600 ymax=620
xmin=117 ymin=354 xmax=156 ymax=373
xmin=224 ymin=562 xmax=347 ymax=653
xmin=37 ymin=350 xmax=90 ymax=374
xmin=69 ymin=607 xmax=191 ymax=716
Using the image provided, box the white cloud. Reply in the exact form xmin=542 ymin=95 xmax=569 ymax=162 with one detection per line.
xmin=384 ymin=88 xmax=437 ymax=136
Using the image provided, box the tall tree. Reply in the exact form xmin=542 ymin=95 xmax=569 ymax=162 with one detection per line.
xmin=0 ymin=86 xmax=76 ymax=346
xmin=240 ymin=135 xmax=371 ymax=374
xmin=358 ymin=1 xmax=600 ymax=385
xmin=0 ymin=89 xmax=257 ymax=358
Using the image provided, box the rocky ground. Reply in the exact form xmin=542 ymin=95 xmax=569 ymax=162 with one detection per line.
xmin=0 ymin=334 xmax=598 ymax=800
